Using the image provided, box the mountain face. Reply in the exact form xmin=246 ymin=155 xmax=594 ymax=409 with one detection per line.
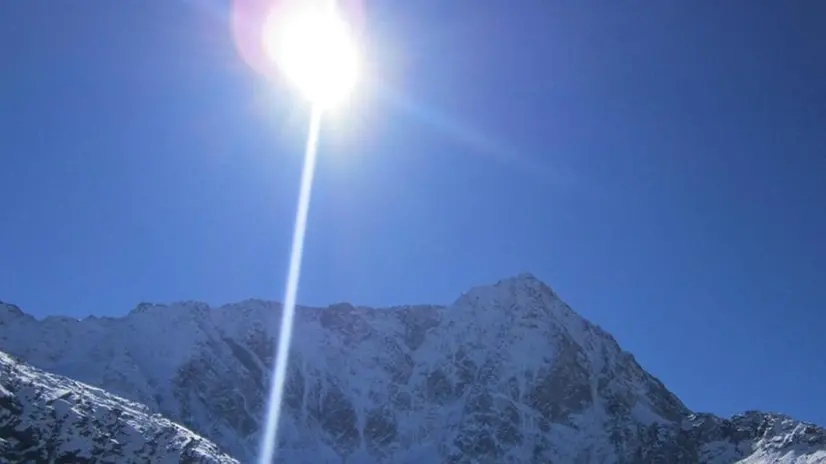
xmin=0 ymin=351 xmax=237 ymax=464
xmin=1 ymin=274 xmax=824 ymax=463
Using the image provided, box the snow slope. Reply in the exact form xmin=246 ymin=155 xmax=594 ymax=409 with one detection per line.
xmin=1 ymin=274 xmax=824 ymax=463
xmin=0 ymin=350 xmax=237 ymax=463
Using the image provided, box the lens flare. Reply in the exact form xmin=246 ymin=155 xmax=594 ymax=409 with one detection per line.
xmin=231 ymin=0 xmax=363 ymax=109
xmin=262 ymin=2 xmax=360 ymax=108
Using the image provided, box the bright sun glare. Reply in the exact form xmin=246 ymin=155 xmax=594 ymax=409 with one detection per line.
xmin=262 ymin=1 xmax=360 ymax=109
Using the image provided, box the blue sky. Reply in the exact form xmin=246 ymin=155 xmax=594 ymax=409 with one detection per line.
xmin=1 ymin=1 xmax=824 ymax=426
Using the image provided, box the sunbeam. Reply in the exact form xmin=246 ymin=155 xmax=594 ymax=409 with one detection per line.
xmin=257 ymin=105 xmax=323 ymax=464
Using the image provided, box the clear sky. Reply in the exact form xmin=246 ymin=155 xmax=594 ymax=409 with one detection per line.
xmin=1 ymin=1 xmax=824 ymax=426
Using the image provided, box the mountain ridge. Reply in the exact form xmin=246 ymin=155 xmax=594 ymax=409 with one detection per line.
xmin=1 ymin=274 xmax=824 ymax=463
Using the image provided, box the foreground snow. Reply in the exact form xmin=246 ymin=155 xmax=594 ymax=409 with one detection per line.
xmin=0 ymin=351 xmax=237 ymax=463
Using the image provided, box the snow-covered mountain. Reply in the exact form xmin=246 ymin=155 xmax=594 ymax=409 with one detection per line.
xmin=0 ymin=350 xmax=237 ymax=463
xmin=1 ymin=273 xmax=824 ymax=463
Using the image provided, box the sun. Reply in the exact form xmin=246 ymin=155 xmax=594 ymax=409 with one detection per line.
xmin=262 ymin=1 xmax=361 ymax=109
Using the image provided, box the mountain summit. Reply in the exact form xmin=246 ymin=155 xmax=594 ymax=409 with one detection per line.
xmin=1 ymin=275 xmax=824 ymax=463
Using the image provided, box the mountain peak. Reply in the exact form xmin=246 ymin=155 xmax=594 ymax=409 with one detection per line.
xmin=459 ymin=272 xmax=551 ymax=297
xmin=506 ymin=271 xmax=539 ymax=281
xmin=494 ymin=271 xmax=544 ymax=287
xmin=495 ymin=272 xmax=557 ymax=295
xmin=0 ymin=301 xmax=30 ymax=323
xmin=130 ymin=302 xmax=161 ymax=314
xmin=454 ymin=272 xmax=571 ymax=325
xmin=0 ymin=301 xmax=23 ymax=315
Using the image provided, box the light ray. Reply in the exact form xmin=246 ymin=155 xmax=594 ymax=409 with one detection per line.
xmin=258 ymin=105 xmax=323 ymax=464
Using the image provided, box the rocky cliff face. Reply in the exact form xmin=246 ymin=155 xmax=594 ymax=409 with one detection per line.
xmin=0 ymin=351 xmax=237 ymax=464
xmin=1 ymin=274 xmax=824 ymax=463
